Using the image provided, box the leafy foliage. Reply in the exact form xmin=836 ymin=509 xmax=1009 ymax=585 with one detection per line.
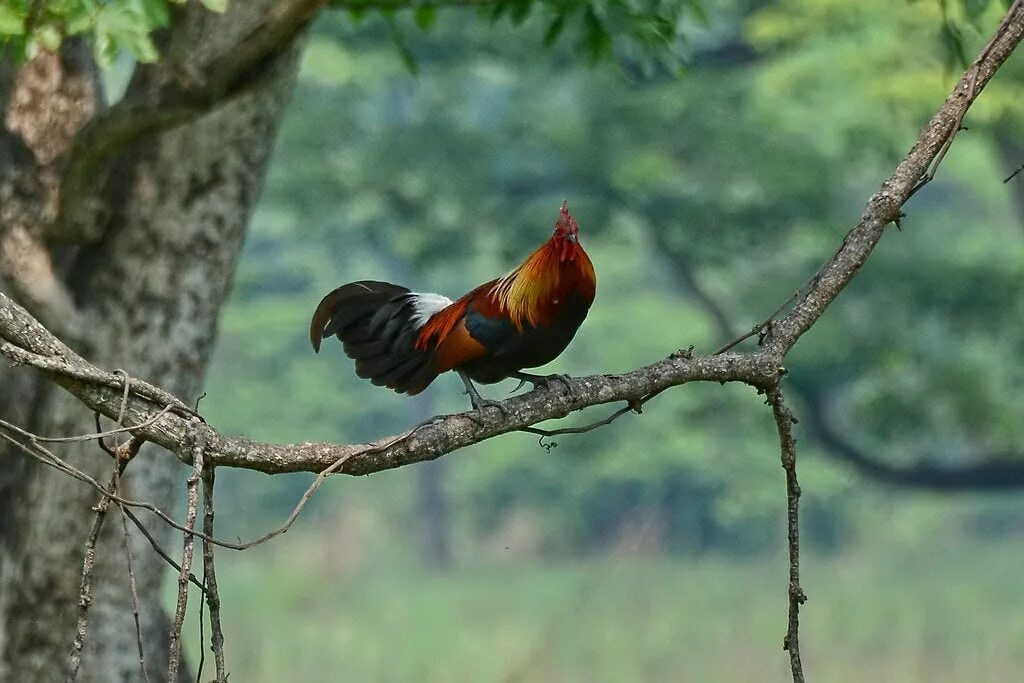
xmin=0 ymin=0 xmax=694 ymax=69
xmin=0 ymin=0 xmax=179 ymax=64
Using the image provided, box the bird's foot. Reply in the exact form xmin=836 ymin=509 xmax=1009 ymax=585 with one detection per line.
xmin=511 ymin=372 xmax=576 ymax=398
xmin=459 ymin=374 xmax=513 ymax=425
xmin=463 ymin=395 xmax=512 ymax=425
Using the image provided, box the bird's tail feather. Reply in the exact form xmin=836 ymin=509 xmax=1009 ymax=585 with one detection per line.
xmin=310 ymin=280 xmax=444 ymax=395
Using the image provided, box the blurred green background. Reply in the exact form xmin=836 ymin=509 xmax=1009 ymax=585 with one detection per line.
xmin=177 ymin=1 xmax=1024 ymax=680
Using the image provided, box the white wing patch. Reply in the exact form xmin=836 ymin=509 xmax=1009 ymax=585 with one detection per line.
xmin=410 ymin=292 xmax=453 ymax=328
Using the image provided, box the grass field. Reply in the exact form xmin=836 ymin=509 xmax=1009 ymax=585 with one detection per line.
xmin=177 ymin=528 xmax=1024 ymax=682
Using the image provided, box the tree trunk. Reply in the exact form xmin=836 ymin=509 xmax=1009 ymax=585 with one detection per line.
xmin=0 ymin=4 xmax=303 ymax=680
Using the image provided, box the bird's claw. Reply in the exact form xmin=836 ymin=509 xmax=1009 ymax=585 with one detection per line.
xmin=465 ymin=396 xmax=512 ymax=425
xmin=553 ymin=374 xmax=577 ymax=399
xmin=513 ymin=372 xmax=576 ymax=398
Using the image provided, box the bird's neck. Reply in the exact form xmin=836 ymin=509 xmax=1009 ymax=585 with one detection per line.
xmin=491 ymin=240 xmax=595 ymax=329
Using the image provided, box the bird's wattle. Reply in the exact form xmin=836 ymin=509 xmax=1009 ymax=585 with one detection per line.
xmin=558 ymin=236 xmax=577 ymax=262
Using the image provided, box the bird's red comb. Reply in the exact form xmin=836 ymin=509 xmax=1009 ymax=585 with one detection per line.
xmin=556 ymin=200 xmax=578 ymax=233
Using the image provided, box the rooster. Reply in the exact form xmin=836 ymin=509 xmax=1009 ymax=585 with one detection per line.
xmin=310 ymin=202 xmax=596 ymax=412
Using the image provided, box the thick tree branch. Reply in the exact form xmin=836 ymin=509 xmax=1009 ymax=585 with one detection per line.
xmin=55 ymin=0 xmax=327 ymax=242
xmin=0 ymin=43 xmax=96 ymax=333
xmin=0 ymin=225 xmax=82 ymax=337
xmin=0 ymin=290 xmax=777 ymax=475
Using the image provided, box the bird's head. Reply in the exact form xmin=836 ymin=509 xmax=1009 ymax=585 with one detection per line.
xmin=552 ymin=201 xmax=581 ymax=262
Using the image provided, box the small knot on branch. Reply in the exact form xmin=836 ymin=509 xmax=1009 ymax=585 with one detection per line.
xmin=670 ymin=345 xmax=695 ymax=360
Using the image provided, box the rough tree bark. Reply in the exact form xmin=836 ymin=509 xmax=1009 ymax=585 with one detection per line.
xmin=0 ymin=3 xmax=304 ymax=680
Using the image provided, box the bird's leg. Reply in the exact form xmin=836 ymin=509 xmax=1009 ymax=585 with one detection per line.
xmin=458 ymin=371 xmax=512 ymax=420
xmin=510 ymin=371 xmax=576 ymax=397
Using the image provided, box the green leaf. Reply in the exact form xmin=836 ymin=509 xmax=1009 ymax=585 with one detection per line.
xmin=490 ymin=0 xmax=508 ymax=23
xmin=387 ymin=18 xmax=419 ymax=75
xmin=543 ymin=14 xmax=565 ymax=46
xmin=414 ymin=6 xmax=436 ymax=30
xmin=140 ymin=0 xmax=172 ymax=27
xmin=964 ymin=0 xmax=991 ymax=15
xmin=939 ymin=20 xmax=969 ymax=72
xmin=508 ymin=0 xmax=533 ymax=27
xmin=35 ymin=24 xmax=62 ymax=51
xmin=201 ymin=0 xmax=229 ymax=13
xmin=0 ymin=6 xmax=25 ymax=37
xmin=582 ymin=6 xmax=612 ymax=63
xmin=686 ymin=0 xmax=708 ymax=27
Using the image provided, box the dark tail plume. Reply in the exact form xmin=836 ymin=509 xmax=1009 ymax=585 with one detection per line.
xmin=310 ymin=280 xmax=440 ymax=395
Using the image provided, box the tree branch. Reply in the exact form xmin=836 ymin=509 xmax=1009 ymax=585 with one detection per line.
xmin=0 ymin=289 xmax=777 ymax=474
xmin=167 ymin=434 xmax=204 ymax=682
xmin=67 ymin=466 xmax=119 ymax=683
xmin=762 ymin=0 xmax=1024 ymax=355
xmin=656 ymin=212 xmax=1024 ymax=491
xmin=765 ymin=385 xmax=806 ymax=683
xmin=201 ymin=469 xmax=227 ymax=683
xmin=55 ymin=0 xmax=327 ymax=242
xmin=0 ymin=46 xmax=92 ymax=335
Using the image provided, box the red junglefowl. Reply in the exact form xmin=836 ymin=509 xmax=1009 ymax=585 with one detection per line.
xmin=310 ymin=201 xmax=596 ymax=412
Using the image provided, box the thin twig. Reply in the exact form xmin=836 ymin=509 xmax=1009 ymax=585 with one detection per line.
xmin=909 ymin=1 xmax=1014 ymax=197
xmin=518 ymin=403 xmax=637 ymax=439
xmin=67 ymin=465 xmax=120 ymax=682
xmin=1003 ymin=158 xmax=1024 ymax=183
xmin=120 ymin=507 xmax=208 ymax=595
xmin=6 ymin=404 xmax=175 ymax=445
xmin=517 ymin=391 xmax=661 ymax=446
xmin=168 ymin=435 xmax=205 ymax=682
xmin=117 ymin=502 xmax=151 ymax=683
xmin=113 ymin=368 xmax=131 ymax=423
xmin=0 ymin=427 xmax=235 ymax=551
xmin=766 ymin=385 xmax=806 ymax=683
xmin=102 ymin=406 xmax=152 ymax=683
xmin=94 ymin=412 xmax=117 ymax=458
xmin=0 ymin=426 xmax=264 ymax=550
xmin=714 ymin=273 xmax=818 ymax=355
xmin=202 ymin=467 xmax=228 ymax=682
xmin=515 ymin=353 xmax=692 ymax=445
xmin=196 ymin=579 xmax=206 ymax=683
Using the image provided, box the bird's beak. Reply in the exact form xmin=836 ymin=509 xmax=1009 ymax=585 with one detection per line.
xmin=566 ymin=233 xmax=577 ymax=244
